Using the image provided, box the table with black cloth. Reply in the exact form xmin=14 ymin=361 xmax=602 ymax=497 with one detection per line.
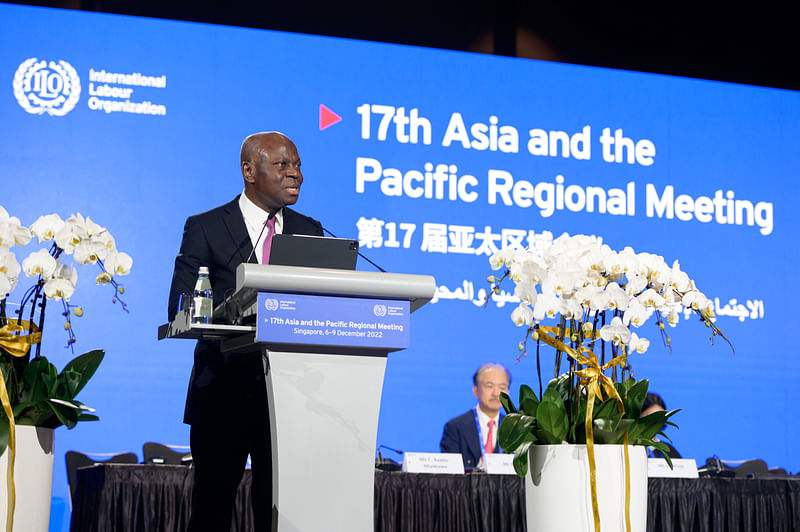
xmin=71 ymin=464 xmax=800 ymax=532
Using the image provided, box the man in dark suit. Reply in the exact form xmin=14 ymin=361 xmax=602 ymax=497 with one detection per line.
xmin=168 ymin=132 xmax=323 ymax=532
xmin=440 ymin=363 xmax=511 ymax=470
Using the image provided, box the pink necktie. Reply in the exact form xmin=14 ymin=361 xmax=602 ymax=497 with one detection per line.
xmin=485 ymin=419 xmax=495 ymax=455
xmin=261 ymin=217 xmax=276 ymax=264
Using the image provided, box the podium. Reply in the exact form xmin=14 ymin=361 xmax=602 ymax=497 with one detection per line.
xmin=160 ymin=264 xmax=436 ymax=531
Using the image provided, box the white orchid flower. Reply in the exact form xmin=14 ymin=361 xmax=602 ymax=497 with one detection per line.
xmin=638 ymin=288 xmax=666 ymax=309
xmin=510 ymin=302 xmax=535 ymax=327
xmin=0 ymin=271 xmax=12 ymax=299
xmin=577 ymin=285 xmax=608 ymax=312
xmin=605 ymin=282 xmax=629 ymax=311
xmin=53 ymin=262 xmax=78 ymax=285
xmin=104 ymin=251 xmax=133 ymax=276
xmin=560 ymin=296 xmax=582 ymax=320
xmin=513 ymin=280 xmax=538 ymax=305
xmin=22 ymin=248 xmax=57 ymax=278
xmin=681 ymin=290 xmax=709 ymax=311
xmin=44 ymin=278 xmax=74 ymax=300
xmin=510 ymin=259 xmax=545 ymax=284
xmin=664 ymin=306 xmax=680 ymax=327
xmin=668 ymin=260 xmax=692 ymax=292
xmin=96 ymin=271 xmax=113 ymax=285
xmin=29 ymin=214 xmax=64 ymax=243
xmin=629 ymin=332 xmax=650 ymax=353
xmin=0 ymin=215 xmax=31 ymax=248
xmin=489 ymin=248 xmax=518 ymax=270
xmin=489 ymin=250 xmax=506 ymax=270
xmin=54 ymin=213 xmax=89 ymax=253
xmin=532 ymin=293 xmax=560 ymax=322
xmin=622 ymin=299 xmax=650 ymax=328
xmin=600 ymin=316 xmax=631 ymax=345
xmin=0 ymin=248 xmax=21 ymax=281
xmin=541 ymin=270 xmax=581 ymax=296
xmin=625 ymin=272 xmax=648 ymax=296
xmin=74 ymin=239 xmax=109 ymax=265
xmin=0 ymin=206 xmax=8 ymax=220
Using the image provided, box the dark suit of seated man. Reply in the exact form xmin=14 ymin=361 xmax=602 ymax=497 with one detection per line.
xmin=440 ymin=363 xmax=511 ymax=470
xmin=167 ymin=132 xmax=323 ymax=532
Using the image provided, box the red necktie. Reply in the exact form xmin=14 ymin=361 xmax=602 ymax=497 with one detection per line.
xmin=261 ymin=217 xmax=276 ymax=264
xmin=485 ymin=419 xmax=495 ymax=455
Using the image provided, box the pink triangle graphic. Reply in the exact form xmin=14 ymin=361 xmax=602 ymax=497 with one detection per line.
xmin=319 ymin=104 xmax=342 ymax=130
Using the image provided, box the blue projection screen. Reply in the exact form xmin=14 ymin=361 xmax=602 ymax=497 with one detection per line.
xmin=1 ymin=3 xmax=799 ymax=528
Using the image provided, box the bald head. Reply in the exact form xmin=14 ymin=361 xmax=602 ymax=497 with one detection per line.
xmin=240 ymin=132 xmax=294 ymax=163
xmin=241 ymin=131 xmax=303 ymax=213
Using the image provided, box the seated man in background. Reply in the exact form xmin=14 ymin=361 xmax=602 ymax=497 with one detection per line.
xmin=641 ymin=392 xmax=682 ymax=459
xmin=440 ymin=362 xmax=511 ymax=470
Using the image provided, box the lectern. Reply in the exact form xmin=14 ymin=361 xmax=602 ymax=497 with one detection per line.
xmin=159 ymin=264 xmax=436 ymax=532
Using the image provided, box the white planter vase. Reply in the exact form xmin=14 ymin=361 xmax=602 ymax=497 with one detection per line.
xmin=0 ymin=425 xmax=55 ymax=532
xmin=525 ymin=444 xmax=647 ymax=532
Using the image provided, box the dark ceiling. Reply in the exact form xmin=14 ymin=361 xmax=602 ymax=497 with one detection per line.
xmin=11 ymin=1 xmax=800 ymax=91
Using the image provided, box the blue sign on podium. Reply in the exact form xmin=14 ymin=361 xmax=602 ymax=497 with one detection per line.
xmin=256 ymin=292 xmax=410 ymax=349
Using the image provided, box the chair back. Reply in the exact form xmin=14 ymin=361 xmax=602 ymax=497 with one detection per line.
xmin=142 ymin=441 xmax=192 ymax=465
xmin=65 ymin=451 xmax=138 ymax=506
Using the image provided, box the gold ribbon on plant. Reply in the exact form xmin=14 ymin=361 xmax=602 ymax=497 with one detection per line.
xmin=0 ymin=321 xmax=42 ymax=358
xmin=0 ymin=320 xmax=40 ymax=532
xmin=537 ymin=326 xmax=631 ymax=532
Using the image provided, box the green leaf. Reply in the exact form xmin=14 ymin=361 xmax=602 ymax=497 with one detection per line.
xmin=624 ymin=379 xmax=650 ymax=418
xmin=536 ymin=400 xmax=568 ymax=443
xmin=499 ymin=392 xmax=517 ymax=415
xmin=60 ymin=350 xmax=104 ymax=399
xmin=518 ymin=384 xmax=540 ymax=415
xmin=628 ymin=410 xmax=670 ymax=443
xmin=513 ymin=445 xmax=530 ymax=477
xmin=549 ymin=373 xmax=572 ymax=404
xmin=541 ymin=386 xmax=562 ymax=405
xmin=642 ymin=439 xmax=674 ymax=469
xmin=57 ymin=368 xmax=82 ymax=400
xmin=498 ymin=413 xmax=536 ymax=452
xmin=45 ymin=400 xmax=79 ymax=429
xmin=593 ymin=418 xmax=634 ymax=444
xmin=77 ymin=413 xmax=100 ymax=422
xmin=592 ymin=396 xmax=620 ymax=422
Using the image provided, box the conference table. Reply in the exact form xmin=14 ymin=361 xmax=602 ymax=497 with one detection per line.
xmin=71 ymin=464 xmax=800 ymax=531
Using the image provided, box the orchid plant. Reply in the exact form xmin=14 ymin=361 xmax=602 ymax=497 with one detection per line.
xmin=488 ymin=233 xmax=730 ymax=475
xmin=0 ymin=205 xmax=132 ymax=456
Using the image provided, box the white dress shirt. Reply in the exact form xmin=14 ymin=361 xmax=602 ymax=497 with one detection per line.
xmin=238 ymin=192 xmax=284 ymax=264
xmin=475 ymin=406 xmax=500 ymax=453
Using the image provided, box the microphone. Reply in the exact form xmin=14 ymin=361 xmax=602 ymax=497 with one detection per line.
xmin=245 ymin=209 xmax=280 ymax=264
xmin=321 ymin=225 xmax=387 ymax=273
xmin=376 ymin=444 xmax=404 ymax=471
xmin=377 ymin=444 xmax=403 ymax=456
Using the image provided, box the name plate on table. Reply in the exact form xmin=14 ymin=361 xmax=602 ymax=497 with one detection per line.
xmin=256 ymin=292 xmax=409 ymax=349
xmin=484 ymin=453 xmax=516 ymax=475
xmin=402 ymin=453 xmax=464 ymax=474
xmin=648 ymin=458 xmax=699 ymax=478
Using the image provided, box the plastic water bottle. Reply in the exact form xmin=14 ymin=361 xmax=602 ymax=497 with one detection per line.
xmin=192 ymin=266 xmax=213 ymax=324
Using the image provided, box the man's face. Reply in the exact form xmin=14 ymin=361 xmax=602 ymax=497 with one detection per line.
xmin=473 ymin=367 xmax=509 ymax=416
xmin=243 ymin=134 xmax=303 ymax=212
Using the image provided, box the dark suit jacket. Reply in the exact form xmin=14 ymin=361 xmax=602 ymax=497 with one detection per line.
xmin=167 ymin=196 xmax=323 ymax=424
xmin=440 ymin=409 xmax=504 ymax=469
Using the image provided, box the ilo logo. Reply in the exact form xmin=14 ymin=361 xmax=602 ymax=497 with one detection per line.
xmin=264 ymin=298 xmax=279 ymax=311
xmin=13 ymin=58 xmax=81 ymax=116
xmin=373 ymin=304 xmax=387 ymax=317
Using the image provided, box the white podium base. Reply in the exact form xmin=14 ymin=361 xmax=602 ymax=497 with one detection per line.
xmin=0 ymin=425 xmax=55 ymax=532
xmin=266 ymin=350 xmax=386 ymax=532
